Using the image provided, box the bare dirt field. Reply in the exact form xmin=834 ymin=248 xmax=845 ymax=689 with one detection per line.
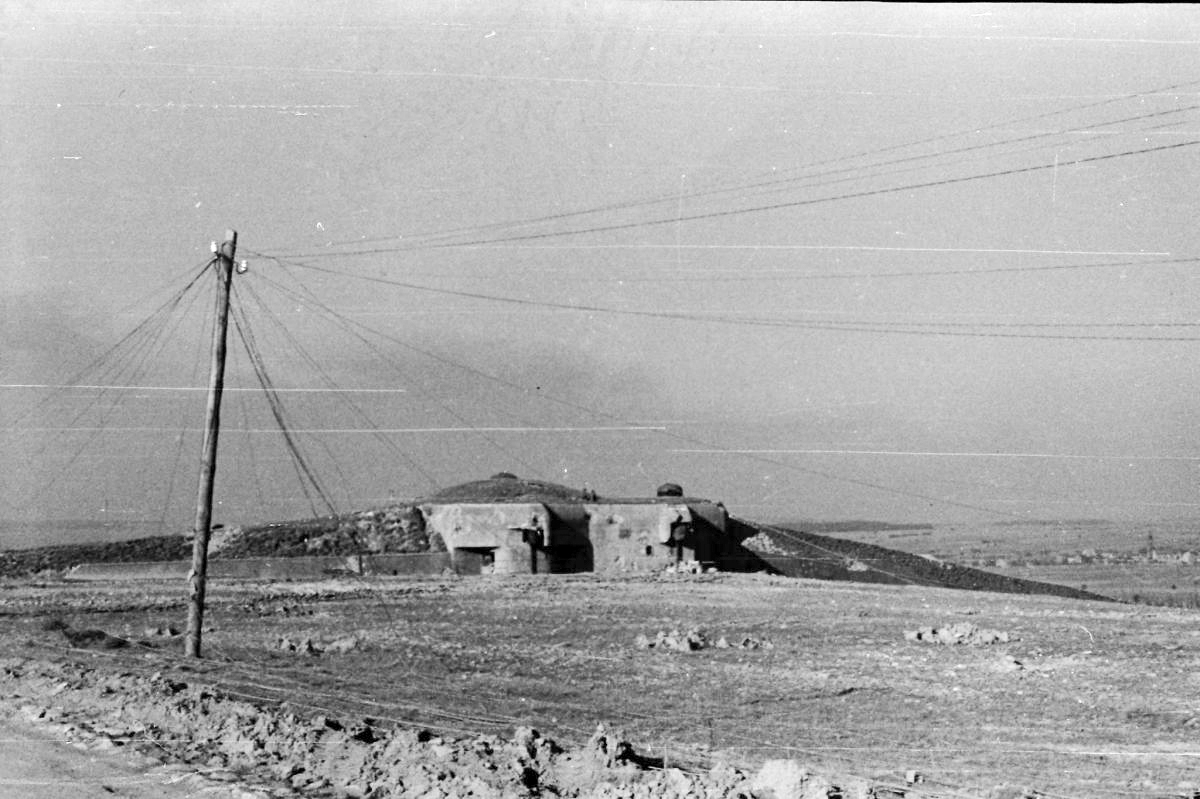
xmin=2 ymin=572 xmax=1199 ymax=798
xmin=0 ymin=714 xmax=262 ymax=799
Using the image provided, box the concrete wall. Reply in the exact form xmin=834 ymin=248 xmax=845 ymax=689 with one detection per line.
xmin=586 ymin=502 xmax=683 ymax=572
xmin=66 ymin=553 xmax=453 ymax=581
xmin=421 ymin=499 xmax=729 ymax=575
xmin=421 ymin=502 xmax=549 ymax=575
xmin=422 ymin=503 xmax=548 ymax=547
xmin=371 ymin=553 xmax=454 ymax=576
xmin=585 ymin=501 xmax=728 ymax=573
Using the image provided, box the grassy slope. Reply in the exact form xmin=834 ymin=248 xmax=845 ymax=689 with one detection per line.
xmin=735 ymin=519 xmax=1111 ymax=601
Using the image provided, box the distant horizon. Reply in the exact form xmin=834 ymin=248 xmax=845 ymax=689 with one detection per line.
xmin=3 ymin=513 xmax=1198 ymax=555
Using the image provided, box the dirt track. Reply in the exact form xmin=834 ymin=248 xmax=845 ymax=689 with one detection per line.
xmin=1 ymin=572 xmax=1198 ymax=797
xmin=0 ymin=715 xmax=262 ymax=799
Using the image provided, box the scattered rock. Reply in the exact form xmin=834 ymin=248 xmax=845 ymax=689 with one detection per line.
xmin=752 ymin=759 xmax=811 ymax=797
xmin=277 ymin=633 xmax=365 ymax=656
xmin=54 ymin=623 xmax=132 ymax=650
xmin=637 ymin=628 xmax=771 ymax=652
xmin=664 ymin=561 xmax=703 ymax=575
xmin=325 ymin=635 xmax=361 ymax=655
xmin=238 ymin=601 xmax=314 ymax=617
xmin=277 ymin=636 xmax=321 ymax=655
xmin=587 ymin=723 xmax=635 ymax=768
xmin=904 ymin=622 xmax=1013 ymax=646
xmin=735 ymin=635 xmax=772 ymax=650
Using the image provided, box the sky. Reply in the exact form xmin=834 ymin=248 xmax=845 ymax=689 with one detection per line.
xmin=3 ymin=2 xmax=1200 ymax=543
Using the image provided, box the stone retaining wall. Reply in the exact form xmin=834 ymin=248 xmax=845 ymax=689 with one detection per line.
xmin=66 ymin=553 xmax=453 ymax=581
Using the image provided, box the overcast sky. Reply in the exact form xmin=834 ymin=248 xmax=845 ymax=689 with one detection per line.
xmin=3 ymin=2 xmax=1199 ymax=540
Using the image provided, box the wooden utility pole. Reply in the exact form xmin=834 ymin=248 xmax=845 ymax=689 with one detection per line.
xmin=185 ymin=230 xmax=237 ymax=658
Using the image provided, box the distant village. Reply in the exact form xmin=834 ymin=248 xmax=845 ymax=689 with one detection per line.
xmin=969 ymin=546 xmax=1195 ymax=569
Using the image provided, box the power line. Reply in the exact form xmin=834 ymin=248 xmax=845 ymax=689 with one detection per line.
xmin=8 ymin=425 xmax=670 ymax=433
xmin=285 ymin=139 xmax=1200 ymax=258
xmin=704 ymin=102 xmax=1199 ymax=211
xmin=253 ymin=261 xmax=1027 ymax=518
xmin=7 ymin=259 xmax=214 ymax=428
xmin=261 ymin=77 xmax=1200 ymax=256
xmin=227 ymin=286 xmax=356 ymax=510
xmin=228 ymin=292 xmax=337 ymax=518
xmin=567 ymin=255 xmax=1196 ymax=283
xmin=234 ymin=278 xmax=434 ymax=491
xmin=157 ymin=296 xmax=214 ymax=535
xmin=270 ymin=256 xmax=1200 ymax=342
xmin=529 ymin=103 xmax=1196 ymax=252
xmin=714 ymin=311 xmax=1200 ymax=330
xmin=254 ymin=265 xmax=563 ymax=480
xmin=0 ymin=384 xmax=410 ymax=393
xmin=673 ymin=448 xmax=1200 ymax=462
xmin=285 ymin=251 xmax=1192 ymax=285
xmin=3 ymin=260 xmax=215 ymax=514
xmin=395 ymin=243 xmax=1170 ymax=255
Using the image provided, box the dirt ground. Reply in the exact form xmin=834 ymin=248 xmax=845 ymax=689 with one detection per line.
xmin=0 ymin=715 xmax=265 ymax=799
xmin=2 ymin=572 xmax=1199 ymax=798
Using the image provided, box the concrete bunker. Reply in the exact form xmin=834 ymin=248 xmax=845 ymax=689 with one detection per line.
xmin=418 ymin=474 xmax=735 ymax=575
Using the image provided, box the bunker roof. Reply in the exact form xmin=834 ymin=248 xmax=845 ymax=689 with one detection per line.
xmin=422 ymin=475 xmax=591 ymax=504
xmin=420 ymin=474 xmax=720 ymax=507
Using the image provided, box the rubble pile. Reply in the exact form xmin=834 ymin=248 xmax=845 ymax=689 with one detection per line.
xmin=0 ymin=656 xmax=907 ymax=798
xmin=904 ymin=622 xmax=1013 ymax=646
xmin=42 ymin=617 xmax=137 ymax=650
xmin=217 ymin=504 xmax=438 ymax=560
xmin=277 ymin=633 xmax=362 ymax=656
xmin=235 ymin=600 xmax=316 ymax=617
xmin=663 ymin=561 xmax=711 ymax=575
xmin=634 ymin=628 xmax=773 ymax=652
xmin=308 ymin=506 xmax=432 ymax=556
xmin=738 ymin=532 xmax=789 ymax=557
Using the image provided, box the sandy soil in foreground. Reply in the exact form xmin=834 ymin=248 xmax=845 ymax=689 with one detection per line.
xmin=1 ymin=572 xmax=1198 ymax=798
xmin=0 ymin=715 xmax=264 ymax=799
